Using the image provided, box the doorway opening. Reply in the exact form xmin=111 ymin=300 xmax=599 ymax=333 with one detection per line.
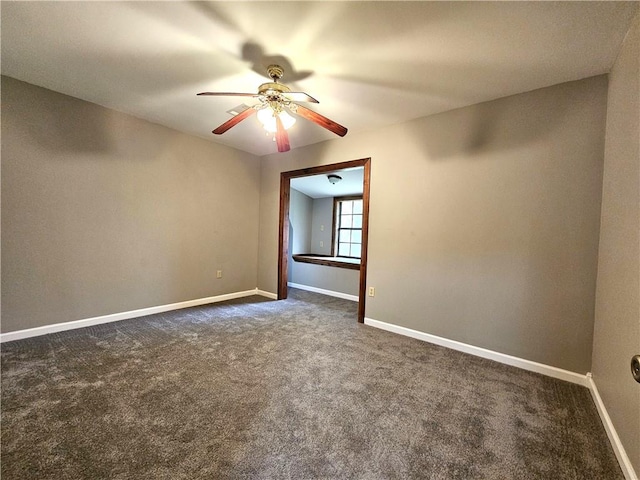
xmin=278 ymin=158 xmax=371 ymax=323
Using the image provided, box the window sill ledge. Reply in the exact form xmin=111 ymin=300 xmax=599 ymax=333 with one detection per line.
xmin=292 ymin=254 xmax=361 ymax=271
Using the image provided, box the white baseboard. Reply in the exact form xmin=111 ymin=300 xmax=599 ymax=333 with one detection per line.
xmin=364 ymin=317 xmax=637 ymax=478
xmin=364 ymin=317 xmax=589 ymax=387
xmin=587 ymin=375 xmax=638 ymax=480
xmin=256 ymin=289 xmax=278 ymax=300
xmin=0 ymin=288 xmax=276 ymax=343
xmin=2 ymin=294 xmax=634 ymax=477
xmin=288 ymin=282 xmax=359 ymax=302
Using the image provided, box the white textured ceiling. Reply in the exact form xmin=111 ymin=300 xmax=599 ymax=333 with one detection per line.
xmin=291 ymin=167 xmax=364 ymax=199
xmin=2 ymin=1 xmax=638 ymax=156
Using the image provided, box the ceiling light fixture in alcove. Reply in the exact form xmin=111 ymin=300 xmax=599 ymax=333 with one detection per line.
xmin=198 ymin=64 xmax=348 ymax=153
xmin=327 ymin=174 xmax=342 ymax=185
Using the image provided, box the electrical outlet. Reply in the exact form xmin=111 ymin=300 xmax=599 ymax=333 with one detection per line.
xmin=368 ymin=287 xmax=375 ymax=297
xmin=320 ymin=241 xmax=324 ymax=248
xmin=320 ymin=225 xmax=324 ymax=231
xmin=216 ymin=270 xmax=223 ymax=279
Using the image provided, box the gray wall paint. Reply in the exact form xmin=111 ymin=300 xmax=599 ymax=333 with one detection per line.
xmin=289 ymin=188 xmax=313 ymax=255
xmin=290 ymin=263 xmax=360 ymax=297
xmin=311 ymin=197 xmax=334 ymax=255
xmin=258 ymin=76 xmax=608 ymax=373
xmin=1 ymin=76 xmax=261 ymax=333
xmin=593 ymin=12 xmax=640 ymax=474
xmin=288 ymin=188 xmax=313 ymax=281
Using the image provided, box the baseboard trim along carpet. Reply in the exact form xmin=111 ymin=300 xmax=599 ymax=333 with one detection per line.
xmin=364 ymin=316 xmax=637 ymax=480
xmin=587 ymin=375 xmax=638 ymax=480
xmin=364 ymin=317 xmax=588 ymax=386
xmin=256 ymin=289 xmax=278 ymax=300
xmin=0 ymin=289 xmax=277 ymax=343
xmin=287 ymin=282 xmax=359 ymax=302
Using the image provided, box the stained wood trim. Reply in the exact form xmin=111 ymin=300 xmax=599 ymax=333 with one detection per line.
xmin=278 ymin=158 xmax=371 ymax=323
xmin=334 ymin=195 xmax=364 ymax=201
xmin=281 ymin=159 xmax=369 ymax=179
xmin=358 ymin=160 xmax=371 ymax=323
xmin=277 ymin=174 xmax=290 ymax=300
xmin=292 ymin=254 xmax=361 ymax=271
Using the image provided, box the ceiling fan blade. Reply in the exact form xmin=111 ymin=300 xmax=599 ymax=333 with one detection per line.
xmin=275 ymin=115 xmax=291 ymax=152
xmin=294 ymin=104 xmax=348 ymax=137
xmin=197 ymin=92 xmax=259 ymax=98
xmin=283 ymin=91 xmax=319 ymax=103
xmin=212 ymin=107 xmax=256 ymax=135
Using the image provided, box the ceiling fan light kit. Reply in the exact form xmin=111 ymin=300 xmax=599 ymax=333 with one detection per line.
xmin=256 ymin=104 xmax=296 ymax=133
xmin=198 ymin=64 xmax=348 ymax=153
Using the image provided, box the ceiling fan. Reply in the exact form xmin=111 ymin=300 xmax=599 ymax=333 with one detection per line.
xmin=198 ymin=64 xmax=348 ymax=153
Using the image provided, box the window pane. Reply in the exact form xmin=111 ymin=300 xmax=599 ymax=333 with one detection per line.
xmin=334 ymin=198 xmax=363 ymax=258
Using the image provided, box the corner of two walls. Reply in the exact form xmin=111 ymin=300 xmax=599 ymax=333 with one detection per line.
xmin=1 ymin=73 xmax=613 ymax=379
xmin=258 ymin=75 xmax=610 ymax=375
xmin=1 ymin=75 xmax=262 ymax=334
xmin=592 ymin=10 xmax=640 ymax=475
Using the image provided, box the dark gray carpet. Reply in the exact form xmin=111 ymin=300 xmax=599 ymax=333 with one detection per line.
xmin=1 ymin=289 xmax=622 ymax=479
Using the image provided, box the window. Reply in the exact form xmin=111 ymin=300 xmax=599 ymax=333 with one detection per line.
xmin=333 ymin=196 xmax=363 ymax=259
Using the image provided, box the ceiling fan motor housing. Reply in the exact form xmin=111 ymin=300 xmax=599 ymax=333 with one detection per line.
xmin=258 ymin=82 xmax=291 ymax=97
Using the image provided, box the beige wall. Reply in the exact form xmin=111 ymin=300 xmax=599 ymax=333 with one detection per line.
xmin=593 ymin=12 xmax=640 ymax=475
xmin=1 ymin=76 xmax=261 ymax=333
xmin=290 ymin=262 xmax=360 ymax=297
xmin=311 ymin=197 xmax=334 ymax=255
xmin=258 ymin=76 xmax=608 ymax=373
xmin=288 ymin=188 xmax=313 ymax=281
xmin=289 ymin=188 xmax=313 ymax=255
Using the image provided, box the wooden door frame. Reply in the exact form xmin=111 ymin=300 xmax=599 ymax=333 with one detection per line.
xmin=278 ymin=158 xmax=371 ymax=323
